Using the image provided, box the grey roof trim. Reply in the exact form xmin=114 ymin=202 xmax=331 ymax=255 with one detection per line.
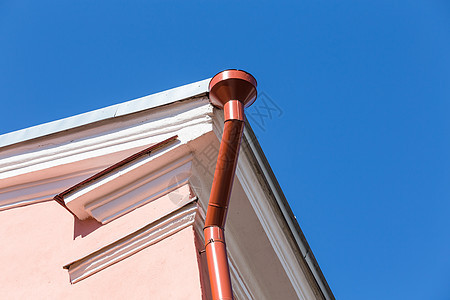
xmin=242 ymin=122 xmax=335 ymax=300
xmin=0 ymin=78 xmax=210 ymax=149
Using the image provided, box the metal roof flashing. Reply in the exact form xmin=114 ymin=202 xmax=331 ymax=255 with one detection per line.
xmin=0 ymin=78 xmax=210 ymax=149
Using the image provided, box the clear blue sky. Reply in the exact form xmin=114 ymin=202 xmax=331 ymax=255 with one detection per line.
xmin=1 ymin=1 xmax=449 ymax=299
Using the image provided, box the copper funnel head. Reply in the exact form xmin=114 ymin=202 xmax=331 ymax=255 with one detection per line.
xmin=209 ymin=69 xmax=257 ymax=109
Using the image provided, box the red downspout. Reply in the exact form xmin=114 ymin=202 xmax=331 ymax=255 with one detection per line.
xmin=205 ymin=70 xmax=257 ymax=300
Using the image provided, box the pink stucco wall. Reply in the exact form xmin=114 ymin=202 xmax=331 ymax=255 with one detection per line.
xmin=0 ymin=200 xmax=207 ymax=299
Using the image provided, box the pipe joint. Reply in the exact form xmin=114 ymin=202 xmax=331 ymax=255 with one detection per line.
xmin=224 ymin=100 xmax=244 ymax=121
xmin=204 ymin=226 xmax=226 ymax=244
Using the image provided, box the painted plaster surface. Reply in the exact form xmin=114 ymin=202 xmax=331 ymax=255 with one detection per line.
xmin=0 ymin=200 xmax=204 ymax=299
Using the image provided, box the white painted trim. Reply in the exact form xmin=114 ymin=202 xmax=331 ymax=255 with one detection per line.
xmin=0 ymin=78 xmax=210 ymax=149
xmin=0 ymin=167 xmax=103 ymax=211
xmin=0 ymin=99 xmax=213 ymax=181
xmin=65 ymin=201 xmax=199 ymax=284
xmin=66 ymin=154 xmax=194 ymax=223
xmin=0 ymin=100 xmax=214 ymax=213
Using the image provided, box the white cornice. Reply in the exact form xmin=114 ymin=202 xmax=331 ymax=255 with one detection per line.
xmin=0 ymin=98 xmax=212 ymax=182
xmin=65 ymin=152 xmax=195 ymax=223
xmin=0 ymin=167 xmax=103 ymax=211
xmin=0 ymin=99 xmax=214 ymax=213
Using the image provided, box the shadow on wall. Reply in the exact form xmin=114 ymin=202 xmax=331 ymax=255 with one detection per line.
xmin=73 ymin=217 xmax=102 ymax=239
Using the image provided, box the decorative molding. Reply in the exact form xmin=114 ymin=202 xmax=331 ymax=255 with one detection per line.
xmin=65 ymin=201 xmax=199 ymax=284
xmin=0 ymin=167 xmax=103 ymax=211
xmin=89 ymin=156 xmax=193 ymax=223
xmin=63 ymin=151 xmax=194 ymax=223
xmin=64 ymin=197 xmax=257 ymax=300
xmin=0 ymin=99 xmax=214 ymax=213
xmin=0 ymin=99 xmax=213 ymax=184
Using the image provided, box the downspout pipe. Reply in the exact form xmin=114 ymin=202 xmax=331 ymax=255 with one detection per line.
xmin=205 ymin=70 xmax=257 ymax=300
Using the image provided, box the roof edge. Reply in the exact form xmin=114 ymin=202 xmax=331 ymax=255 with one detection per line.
xmin=242 ymin=121 xmax=335 ymax=300
xmin=0 ymin=78 xmax=210 ymax=149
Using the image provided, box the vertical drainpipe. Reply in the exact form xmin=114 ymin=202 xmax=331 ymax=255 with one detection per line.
xmin=205 ymin=70 xmax=257 ymax=300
